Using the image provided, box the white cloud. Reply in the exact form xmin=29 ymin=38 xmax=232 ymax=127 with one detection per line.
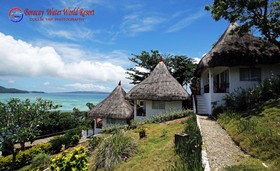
xmin=45 ymin=27 xmax=95 ymax=41
xmin=65 ymin=83 xmax=110 ymax=92
xmin=166 ymin=10 xmax=206 ymax=33
xmin=135 ymin=66 xmax=149 ymax=73
xmin=193 ymin=58 xmax=201 ymax=64
xmin=121 ymin=13 xmax=165 ymax=36
xmin=8 ymin=80 xmax=15 ymax=83
xmin=0 ymin=32 xmax=128 ymax=83
xmin=44 ymin=82 xmax=50 ymax=86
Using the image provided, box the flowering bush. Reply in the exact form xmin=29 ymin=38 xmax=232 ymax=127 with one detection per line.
xmin=50 ymin=146 xmax=88 ymax=171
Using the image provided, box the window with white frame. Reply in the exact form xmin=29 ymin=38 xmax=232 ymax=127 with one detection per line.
xmin=240 ymin=68 xmax=261 ymax=81
xmin=152 ymin=101 xmax=165 ymax=109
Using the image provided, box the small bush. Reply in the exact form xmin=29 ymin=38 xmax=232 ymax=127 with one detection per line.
xmin=31 ymin=153 xmax=51 ymax=170
xmin=88 ymin=136 xmax=102 ymax=151
xmin=49 ymin=136 xmax=68 ymax=154
xmin=0 ymin=143 xmax=51 ymax=171
xmin=51 ymin=146 xmax=88 ymax=171
xmin=139 ymin=110 xmax=191 ymax=125
xmin=94 ymin=132 xmax=136 ymax=170
xmin=50 ymin=128 xmax=81 ymax=153
xmin=223 ymin=76 xmax=280 ymax=112
xmin=101 ymin=124 xmax=128 ymax=134
xmin=138 ymin=128 xmax=146 ymax=139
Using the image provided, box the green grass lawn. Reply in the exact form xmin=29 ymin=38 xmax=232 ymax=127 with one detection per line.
xmin=218 ymin=99 xmax=280 ymax=170
xmin=89 ymin=118 xmax=187 ymax=171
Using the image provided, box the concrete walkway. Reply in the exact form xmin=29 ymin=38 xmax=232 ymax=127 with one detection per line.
xmin=197 ymin=115 xmax=249 ymax=170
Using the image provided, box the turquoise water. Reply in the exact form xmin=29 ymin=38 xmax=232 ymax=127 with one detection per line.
xmin=0 ymin=92 xmax=109 ymax=111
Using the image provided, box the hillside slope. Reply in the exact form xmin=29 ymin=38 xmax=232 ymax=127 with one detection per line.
xmin=218 ymin=99 xmax=280 ymax=170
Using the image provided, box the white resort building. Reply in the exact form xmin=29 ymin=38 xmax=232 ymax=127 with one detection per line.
xmin=193 ymin=23 xmax=280 ymax=115
xmin=126 ymin=58 xmax=190 ymax=121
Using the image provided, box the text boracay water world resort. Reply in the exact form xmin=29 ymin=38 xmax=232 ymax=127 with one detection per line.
xmin=24 ymin=7 xmax=94 ymax=21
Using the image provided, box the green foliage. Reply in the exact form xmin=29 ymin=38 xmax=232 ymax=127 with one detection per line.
xmin=0 ymin=143 xmax=51 ymax=171
xmin=101 ymin=124 xmax=129 ymax=134
xmin=168 ymin=114 xmax=203 ymax=171
xmin=223 ymin=76 xmax=280 ymax=112
xmin=138 ymin=127 xmax=146 ymax=139
xmin=0 ymin=98 xmax=60 ymax=150
xmin=86 ymin=102 xmax=95 ymax=110
xmin=126 ymin=50 xmax=197 ymax=85
xmin=49 ymin=128 xmax=81 ymax=153
xmin=225 ymin=158 xmax=270 ymax=171
xmin=51 ymin=146 xmax=88 ymax=171
xmin=88 ymin=136 xmax=102 ymax=151
xmin=94 ymin=132 xmax=137 ymax=170
xmin=39 ymin=108 xmax=90 ymax=136
xmin=138 ymin=110 xmax=191 ymax=124
xmin=205 ymin=0 xmax=280 ymax=47
xmin=31 ymin=153 xmax=51 ymax=170
xmin=218 ymin=99 xmax=280 ymax=169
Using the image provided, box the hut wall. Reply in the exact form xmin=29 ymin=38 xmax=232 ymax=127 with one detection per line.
xmin=229 ymin=67 xmax=260 ymax=92
xmin=145 ymin=100 xmax=182 ymax=116
xmin=103 ymin=118 xmax=127 ymax=127
xmin=229 ymin=64 xmax=280 ymax=93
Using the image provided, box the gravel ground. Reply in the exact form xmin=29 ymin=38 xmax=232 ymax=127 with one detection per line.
xmin=197 ymin=115 xmax=249 ymax=170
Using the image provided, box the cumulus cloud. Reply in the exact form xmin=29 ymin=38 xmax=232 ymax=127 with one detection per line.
xmin=0 ymin=32 xmax=127 ymax=83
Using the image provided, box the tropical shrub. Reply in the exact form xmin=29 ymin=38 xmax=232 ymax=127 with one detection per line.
xmin=101 ymin=124 xmax=129 ymax=134
xmin=0 ymin=143 xmax=51 ymax=170
xmin=223 ymin=76 xmax=280 ymax=112
xmin=49 ymin=128 xmax=81 ymax=153
xmin=88 ymin=136 xmax=102 ymax=151
xmin=31 ymin=153 xmax=51 ymax=170
xmin=51 ymin=146 xmax=88 ymax=171
xmin=94 ymin=132 xmax=136 ymax=170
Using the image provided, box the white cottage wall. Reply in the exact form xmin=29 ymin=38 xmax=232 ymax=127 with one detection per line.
xmin=103 ymin=118 xmax=127 ymax=127
xmin=145 ymin=100 xmax=182 ymax=116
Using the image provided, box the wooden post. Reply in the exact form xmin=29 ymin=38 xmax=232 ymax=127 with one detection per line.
xmin=174 ymin=133 xmax=189 ymax=146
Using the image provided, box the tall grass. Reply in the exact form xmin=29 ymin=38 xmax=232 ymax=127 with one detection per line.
xmin=166 ymin=114 xmax=203 ymax=171
xmin=94 ymin=132 xmax=136 ymax=170
xmin=218 ymin=100 xmax=280 ymax=169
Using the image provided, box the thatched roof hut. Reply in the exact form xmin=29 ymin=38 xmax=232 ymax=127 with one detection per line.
xmin=195 ymin=23 xmax=280 ymax=76
xmin=126 ymin=59 xmax=190 ymax=101
xmin=89 ymin=82 xmax=133 ymax=119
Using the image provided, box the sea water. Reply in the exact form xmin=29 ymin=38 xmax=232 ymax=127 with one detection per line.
xmin=0 ymin=92 xmax=109 ymax=112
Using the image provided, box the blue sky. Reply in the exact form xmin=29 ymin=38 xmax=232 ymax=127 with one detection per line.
xmin=0 ymin=0 xmax=230 ymax=92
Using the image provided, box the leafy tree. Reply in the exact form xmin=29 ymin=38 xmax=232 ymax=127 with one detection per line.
xmin=86 ymin=102 xmax=95 ymax=110
xmin=126 ymin=50 xmax=197 ymax=86
xmin=0 ymin=98 xmax=60 ymax=150
xmin=205 ymin=0 xmax=280 ymax=48
xmin=0 ymin=98 xmax=59 ymax=170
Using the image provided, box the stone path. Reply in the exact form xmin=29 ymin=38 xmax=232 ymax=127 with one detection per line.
xmin=197 ymin=115 xmax=249 ymax=170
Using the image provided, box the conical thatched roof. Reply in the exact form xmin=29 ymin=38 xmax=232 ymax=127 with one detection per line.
xmin=126 ymin=60 xmax=190 ymax=101
xmin=89 ymin=82 xmax=133 ymax=119
xmin=195 ymin=23 xmax=280 ymax=76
